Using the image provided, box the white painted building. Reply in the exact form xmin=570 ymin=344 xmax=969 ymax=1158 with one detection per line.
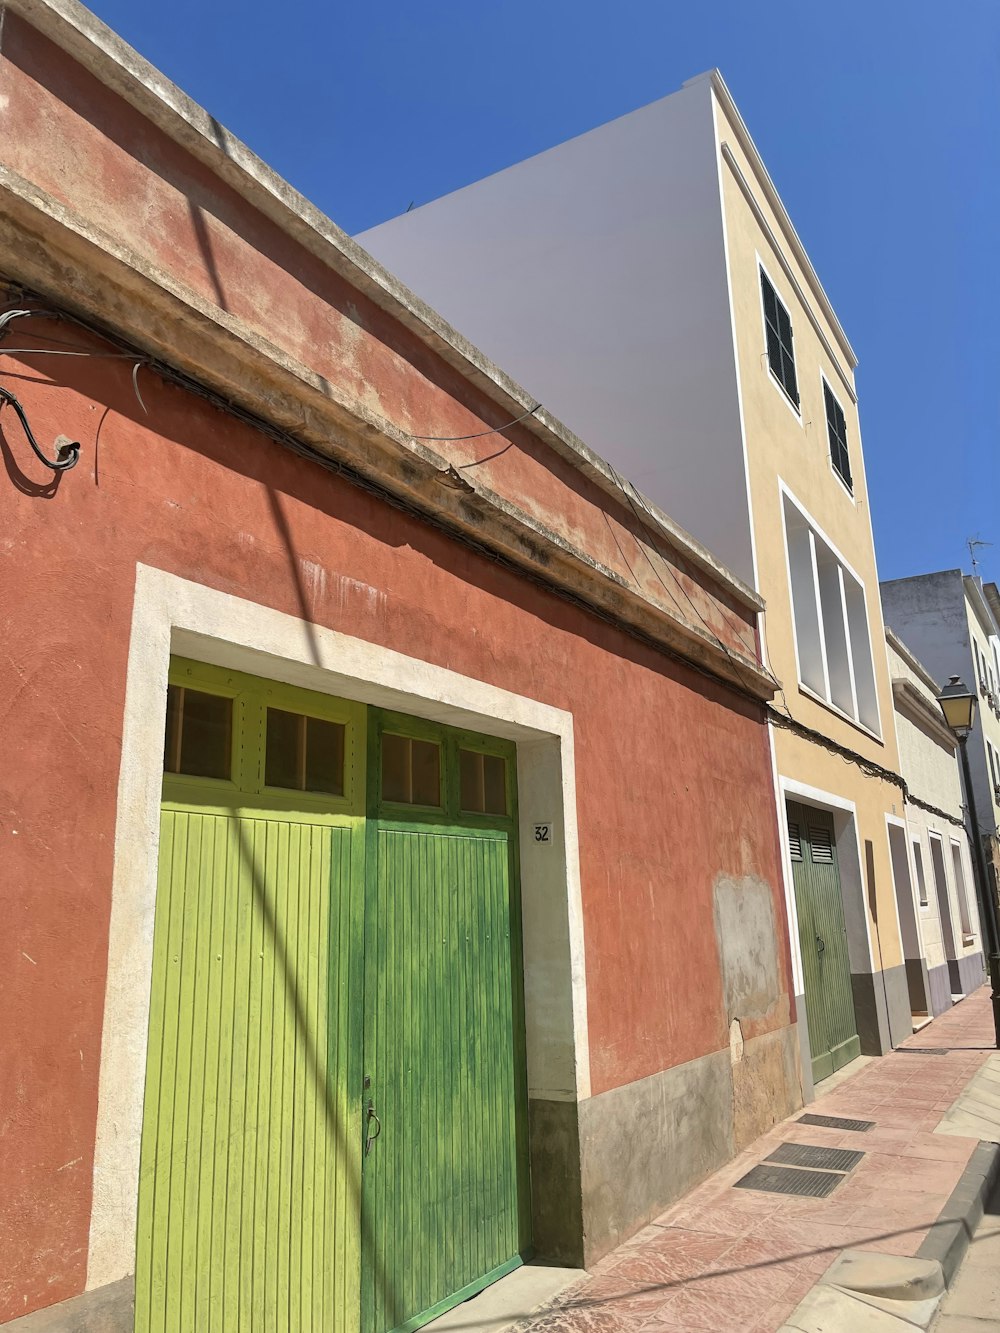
xmin=881 ymin=572 xmax=1000 ymax=894
xmin=885 ymin=629 xmax=984 ymax=1015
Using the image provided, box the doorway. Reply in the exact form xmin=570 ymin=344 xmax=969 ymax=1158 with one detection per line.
xmin=134 ymin=660 xmax=530 ymax=1333
xmin=786 ymin=801 xmax=861 ymax=1083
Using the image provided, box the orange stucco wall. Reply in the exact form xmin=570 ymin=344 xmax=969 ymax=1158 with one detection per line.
xmin=0 ymin=327 xmax=792 ymax=1318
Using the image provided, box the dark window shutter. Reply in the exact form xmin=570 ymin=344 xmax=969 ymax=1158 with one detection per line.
xmin=760 ymin=269 xmax=799 ymax=407
xmin=788 ymin=822 xmax=803 ymax=861
xmin=810 ymin=826 xmax=834 ymax=864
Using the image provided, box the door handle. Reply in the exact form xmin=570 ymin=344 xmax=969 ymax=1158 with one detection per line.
xmin=364 ymin=1099 xmax=382 ymax=1157
xmin=815 ymin=934 xmax=826 ymax=956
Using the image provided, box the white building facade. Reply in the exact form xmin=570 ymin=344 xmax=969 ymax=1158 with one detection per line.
xmin=885 ymin=629 xmax=984 ymax=1015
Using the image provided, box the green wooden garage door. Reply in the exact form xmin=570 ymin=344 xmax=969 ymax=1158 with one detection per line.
xmin=135 ymin=662 xmax=529 ymax=1333
xmin=361 ymin=712 xmax=530 ymax=1333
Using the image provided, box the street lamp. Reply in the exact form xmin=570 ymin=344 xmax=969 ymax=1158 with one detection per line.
xmin=937 ymin=675 xmax=1000 ymax=1048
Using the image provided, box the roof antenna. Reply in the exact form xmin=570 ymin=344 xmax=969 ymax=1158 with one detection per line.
xmin=968 ymin=536 xmax=992 ymax=576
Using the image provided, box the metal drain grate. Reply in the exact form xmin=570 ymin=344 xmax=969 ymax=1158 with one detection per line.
xmin=734 ymin=1164 xmax=843 ymax=1198
xmin=898 ymin=1047 xmax=947 ymax=1055
xmin=798 ymin=1113 xmax=874 ymax=1132
xmin=766 ymin=1142 xmax=864 ymax=1172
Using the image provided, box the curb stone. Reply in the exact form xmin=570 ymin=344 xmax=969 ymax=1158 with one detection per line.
xmin=917 ymin=1140 xmax=1000 ymax=1286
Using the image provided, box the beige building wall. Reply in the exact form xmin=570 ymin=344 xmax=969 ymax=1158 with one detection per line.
xmin=712 ymin=86 xmax=910 ymax=1073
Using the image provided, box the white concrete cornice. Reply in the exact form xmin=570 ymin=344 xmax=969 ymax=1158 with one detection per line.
xmin=891 ymin=678 xmax=957 ymax=752
xmin=885 ymin=625 xmax=942 ymax=696
xmin=964 ymin=575 xmax=1000 ymax=639
xmin=694 ymin=68 xmax=858 ymax=372
xmin=0 ymin=0 xmax=762 ymax=619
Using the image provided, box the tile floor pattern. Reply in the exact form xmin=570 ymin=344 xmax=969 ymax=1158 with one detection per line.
xmin=514 ymin=988 xmax=997 ymax=1332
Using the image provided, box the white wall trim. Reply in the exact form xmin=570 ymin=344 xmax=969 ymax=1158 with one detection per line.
xmin=779 ymin=775 xmax=874 ymax=973
xmin=87 ymin=563 xmax=590 ymax=1290
xmin=712 ymin=90 xmax=761 ymax=598
xmin=772 ymin=740 xmax=805 ymax=996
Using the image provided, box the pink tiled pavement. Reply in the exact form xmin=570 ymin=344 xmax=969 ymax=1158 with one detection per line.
xmin=514 ymin=987 xmax=996 ymax=1332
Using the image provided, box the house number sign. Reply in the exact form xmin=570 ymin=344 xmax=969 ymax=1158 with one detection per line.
xmin=533 ymin=823 xmax=552 ymax=843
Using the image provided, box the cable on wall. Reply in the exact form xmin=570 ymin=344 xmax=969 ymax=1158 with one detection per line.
xmin=0 ymin=385 xmax=79 ymax=471
xmin=411 ymin=402 xmax=542 ymax=443
xmin=0 ymin=307 xmax=85 ymax=471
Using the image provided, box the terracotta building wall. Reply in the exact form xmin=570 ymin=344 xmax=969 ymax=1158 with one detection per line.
xmin=1 ymin=332 xmax=791 ymax=1317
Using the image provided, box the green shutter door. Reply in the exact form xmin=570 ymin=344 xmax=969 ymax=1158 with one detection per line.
xmin=361 ymin=715 xmax=530 ymax=1333
xmin=136 ymin=664 xmax=367 ymax=1333
xmin=138 ymin=670 xmax=529 ymax=1333
xmin=787 ymin=802 xmax=860 ymax=1084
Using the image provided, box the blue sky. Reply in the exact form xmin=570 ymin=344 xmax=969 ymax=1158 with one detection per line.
xmin=89 ymin=0 xmax=999 ymax=584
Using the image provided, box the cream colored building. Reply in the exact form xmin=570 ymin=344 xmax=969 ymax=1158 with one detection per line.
xmin=883 ymin=570 xmax=1000 ymax=919
xmin=885 ymin=628 xmax=984 ymax=1017
xmin=359 ymin=69 xmax=914 ymax=1095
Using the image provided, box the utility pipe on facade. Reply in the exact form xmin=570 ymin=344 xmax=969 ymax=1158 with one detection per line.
xmin=938 ymin=675 xmax=1000 ymax=1049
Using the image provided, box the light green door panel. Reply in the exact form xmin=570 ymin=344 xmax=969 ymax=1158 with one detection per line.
xmin=135 ymin=811 xmax=364 ymax=1333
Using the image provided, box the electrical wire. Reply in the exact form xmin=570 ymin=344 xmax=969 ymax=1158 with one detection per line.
xmin=411 ymin=402 xmax=542 ymax=442
xmin=0 ymin=384 xmax=79 ymax=471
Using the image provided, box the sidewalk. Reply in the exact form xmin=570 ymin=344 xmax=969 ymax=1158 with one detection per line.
xmin=513 ymin=987 xmax=998 ymax=1332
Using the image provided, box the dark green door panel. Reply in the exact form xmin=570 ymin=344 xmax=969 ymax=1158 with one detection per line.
xmin=362 ymin=712 xmax=530 ymax=1333
xmin=787 ymin=802 xmax=860 ymax=1085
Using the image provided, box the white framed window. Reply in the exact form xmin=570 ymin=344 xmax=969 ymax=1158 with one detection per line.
xmin=950 ymin=839 xmax=974 ymax=940
xmin=781 ymin=486 xmax=880 ymax=736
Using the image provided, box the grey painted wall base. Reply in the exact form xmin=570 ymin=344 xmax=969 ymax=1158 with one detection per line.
xmin=527 ymin=1096 xmax=585 ymax=1266
xmin=0 ymin=1278 xmax=133 ymax=1332
xmin=927 ymin=960 xmax=954 ymax=1017
xmin=905 ymin=955 xmax=931 ymax=1015
xmin=567 ymin=1024 xmax=802 ymax=1266
xmin=851 ymin=964 xmax=912 ymax=1055
xmin=955 ymin=951 xmax=986 ymax=998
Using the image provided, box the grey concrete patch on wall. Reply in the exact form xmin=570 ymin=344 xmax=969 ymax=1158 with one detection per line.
xmin=851 ymin=965 xmax=912 ymax=1055
xmin=1 ymin=1278 xmax=133 ymax=1332
xmin=926 ymin=961 xmax=954 ymax=1017
xmin=576 ymin=1048 xmax=736 ymax=1266
xmin=527 ymin=1097 xmax=584 ymax=1267
xmin=713 ymin=875 xmax=782 ymax=1021
xmin=731 ymin=1025 xmax=802 ymax=1152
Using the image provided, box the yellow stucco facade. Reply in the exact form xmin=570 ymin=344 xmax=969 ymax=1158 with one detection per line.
xmin=712 ymin=84 xmax=910 ymax=1076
